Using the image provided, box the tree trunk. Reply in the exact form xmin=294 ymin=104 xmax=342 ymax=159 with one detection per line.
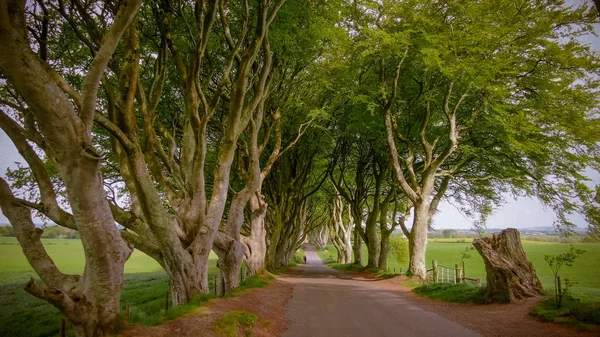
xmin=473 ymin=228 xmax=543 ymax=303
xmin=266 ymin=218 xmax=284 ymax=270
xmin=243 ymin=194 xmax=268 ymax=276
xmin=379 ymin=230 xmax=391 ymax=270
xmin=407 ymin=203 xmax=429 ymax=278
xmin=214 ymin=237 xmax=246 ymax=296
xmin=365 ymin=221 xmax=380 ymax=268
xmin=352 ymin=227 xmax=363 ymax=265
xmin=163 ymin=256 xmax=207 ymax=306
xmin=0 ymin=1 xmax=141 ymax=334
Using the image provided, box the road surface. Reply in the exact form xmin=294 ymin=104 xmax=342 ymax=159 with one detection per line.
xmin=282 ymin=245 xmax=481 ymax=337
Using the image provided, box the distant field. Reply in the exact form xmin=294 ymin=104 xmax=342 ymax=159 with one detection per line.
xmin=319 ymin=240 xmax=600 ymax=302
xmin=0 ymin=237 xmax=219 ymax=337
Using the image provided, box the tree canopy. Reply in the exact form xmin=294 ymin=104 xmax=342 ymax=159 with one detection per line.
xmin=0 ymin=1 xmax=599 ymax=335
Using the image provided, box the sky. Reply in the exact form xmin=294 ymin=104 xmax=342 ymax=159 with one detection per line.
xmin=0 ymin=1 xmax=599 ymax=230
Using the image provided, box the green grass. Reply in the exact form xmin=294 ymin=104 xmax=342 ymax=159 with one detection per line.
xmin=213 ymin=310 xmax=258 ymax=337
xmin=0 ymin=237 xmax=220 ymax=337
xmin=413 ymin=283 xmax=487 ymax=304
xmin=324 ymin=261 xmax=398 ymax=279
xmin=531 ymin=298 xmax=600 ymax=331
xmin=227 ymin=272 xmax=275 ymax=297
xmin=318 ymin=240 xmax=600 ymax=302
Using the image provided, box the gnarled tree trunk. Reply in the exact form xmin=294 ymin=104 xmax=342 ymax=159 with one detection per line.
xmin=242 ymin=193 xmax=268 ymax=276
xmin=329 ymin=195 xmax=352 ymax=264
xmin=352 ymin=227 xmax=363 ymax=265
xmin=473 ymin=228 xmax=543 ymax=303
xmin=0 ymin=1 xmax=141 ymax=335
xmin=406 ymin=203 xmax=429 ymax=279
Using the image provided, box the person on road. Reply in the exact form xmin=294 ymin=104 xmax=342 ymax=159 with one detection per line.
xmin=303 ymin=255 xmax=307 ymax=264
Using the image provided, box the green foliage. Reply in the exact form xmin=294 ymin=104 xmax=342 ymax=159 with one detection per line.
xmin=214 ymin=310 xmax=258 ymax=337
xmin=335 ymin=0 xmax=600 ymax=236
xmin=40 ymin=225 xmax=79 ymax=239
xmin=320 ymin=241 xmax=600 ymax=302
xmin=531 ymin=298 xmax=600 ymax=331
xmin=545 ymin=245 xmax=586 ymax=308
xmin=389 ymin=236 xmax=409 ymax=265
xmin=459 ymin=246 xmax=475 ymax=265
xmin=442 ymin=229 xmax=458 ymax=238
xmin=227 ymin=272 xmax=275 ymax=297
xmin=413 ymin=283 xmax=487 ymax=304
xmin=0 ymin=225 xmax=14 ymax=237
xmin=581 ymin=236 xmax=600 ymax=243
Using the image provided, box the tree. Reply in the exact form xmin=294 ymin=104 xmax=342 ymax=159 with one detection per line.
xmin=215 ymin=0 xmax=337 ymax=285
xmin=264 ymin=134 xmax=330 ymax=270
xmin=0 ymin=0 xmax=140 ymax=335
xmin=0 ymin=225 xmax=15 ymax=237
xmin=328 ymin=192 xmax=353 ymax=264
xmin=442 ymin=229 xmax=458 ymax=238
xmin=1 ymin=0 xmax=290 ymax=303
xmin=338 ymin=0 xmax=600 ymax=278
xmin=544 ymin=245 xmax=586 ymax=308
xmin=309 ymin=223 xmax=329 ymax=250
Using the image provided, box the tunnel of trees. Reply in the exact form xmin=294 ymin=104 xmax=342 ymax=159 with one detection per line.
xmin=0 ymin=0 xmax=599 ymax=336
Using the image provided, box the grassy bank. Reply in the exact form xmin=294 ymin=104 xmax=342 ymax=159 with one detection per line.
xmin=0 ymin=237 xmax=220 ymax=337
xmin=531 ymin=298 xmax=600 ymax=331
xmin=318 ymin=240 xmax=600 ymax=302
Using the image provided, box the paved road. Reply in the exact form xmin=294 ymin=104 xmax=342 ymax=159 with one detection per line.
xmin=282 ymin=246 xmax=481 ymax=337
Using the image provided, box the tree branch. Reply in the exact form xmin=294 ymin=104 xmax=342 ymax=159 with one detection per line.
xmin=80 ymin=0 xmax=141 ymax=135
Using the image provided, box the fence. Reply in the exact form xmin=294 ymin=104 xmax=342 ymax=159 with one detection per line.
xmin=426 ymin=260 xmax=481 ymax=286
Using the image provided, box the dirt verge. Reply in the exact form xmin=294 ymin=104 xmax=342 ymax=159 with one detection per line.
xmin=120 ymin=276 xmax=294 ymax=337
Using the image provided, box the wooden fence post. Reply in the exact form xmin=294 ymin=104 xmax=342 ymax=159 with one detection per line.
xmin=461 ymin=261 xmax=466 ymax=282
xmin=476 ymin=278 xmax=481 ymax=287
xmin=60 ymin=318 xmax=66 ymax=337
xmin=455 ymin=264 xmax=461 ymax=284
xmin=432 ymin=260 xmax=438 ymax=283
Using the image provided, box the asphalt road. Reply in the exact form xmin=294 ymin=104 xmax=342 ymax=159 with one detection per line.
xmin=282 ymin=246 xmax=481 ymax=337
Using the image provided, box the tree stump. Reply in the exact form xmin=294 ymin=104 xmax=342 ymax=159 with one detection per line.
xmin=473 ymin=228 xmax=543 ymax=303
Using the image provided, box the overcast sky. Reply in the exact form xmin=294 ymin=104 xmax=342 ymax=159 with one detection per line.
xmin=0 ymin=1 xmax=599 ymax=229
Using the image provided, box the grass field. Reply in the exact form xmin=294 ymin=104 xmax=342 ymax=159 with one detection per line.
xmin=318 ymin=239 xmax=600 ymax=302
xmin=0 ymin=237 xmax=220 ymax=337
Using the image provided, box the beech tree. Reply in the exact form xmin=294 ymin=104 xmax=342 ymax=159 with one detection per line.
xmin=0 ymin=0 xmax=141 ymax=335
xmin=327 ymin=191 xmax=353 ymax=264
xmin=338 ymin=0 xmax=600 ymax=278
xmin=0 ymin=0 xmax=287 ymax=305
xmin=214 ymin=0 xmax=338 ymax=290
xmin=264 ymin=134 xmax=330 ymax=269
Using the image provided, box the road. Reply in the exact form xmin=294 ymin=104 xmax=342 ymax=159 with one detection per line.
xmin=282 ymin=245 xmax=481 ymax=337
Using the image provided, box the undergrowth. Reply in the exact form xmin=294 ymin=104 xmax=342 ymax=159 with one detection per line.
xmin=213 ymin=310 xmax=258 ymax=337
xmin=531 ymin=297 xmax=600 ymax=331
xmin=413 ymin=283 xmax=487 ymax=304
xmin=325 ymin=261 xmax=399 ymax=279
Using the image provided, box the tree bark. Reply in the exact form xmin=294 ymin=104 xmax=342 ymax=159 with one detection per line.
xmin=407 ymin=203 xmax=429 ymax=278
xmin=0 ymin=1 xmax=140 ymax=335
xmin=242 ymin=193 xmax=268 ymax=275
xmin=352 ymin=227 xmax=363 ymax=265
xmin=473 ymin=228 xmax=543 ymax=303
xmin=365 ymin=217 xmax=380 ymax=268
xmin=379 ymin=230 xmax=391 ymax=270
